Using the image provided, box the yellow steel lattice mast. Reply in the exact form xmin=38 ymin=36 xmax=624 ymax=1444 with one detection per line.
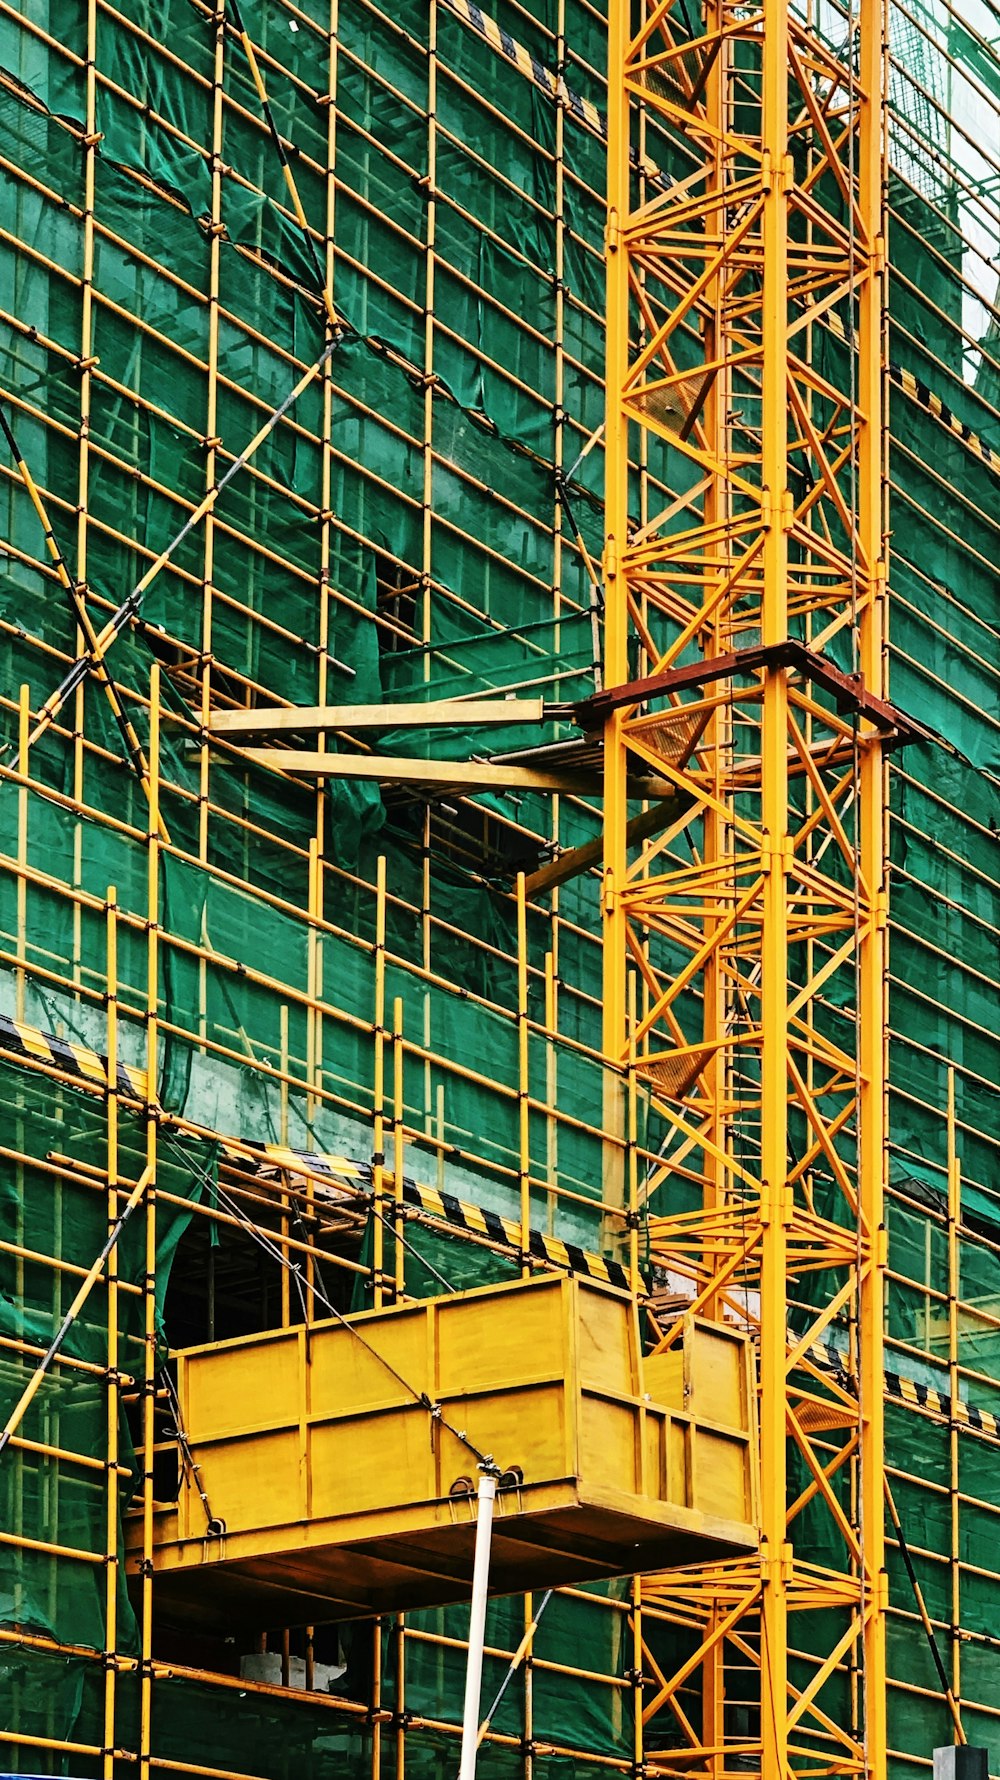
xmin=601 ymin=0 xmax=889 ymax=1769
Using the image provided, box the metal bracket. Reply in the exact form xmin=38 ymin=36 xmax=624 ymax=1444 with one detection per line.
xmin=576 ymin=639 xmax=931 ymax=754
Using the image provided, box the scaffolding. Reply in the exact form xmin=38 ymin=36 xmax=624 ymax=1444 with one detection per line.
xmin=0 ymin=0 xmax=995 ymax=1776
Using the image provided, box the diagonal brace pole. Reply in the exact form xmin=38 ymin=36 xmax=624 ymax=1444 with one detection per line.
xmin=0 ymin=1161 xmax=154 ymax=1460
xmin=0 ymin=403 xmax=169 ymax=840
xmin=27 ymin=343 xmax=338 ymax=748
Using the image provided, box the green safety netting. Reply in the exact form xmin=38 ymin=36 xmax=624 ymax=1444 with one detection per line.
xmin=0 ymin=0 xmax=996 ymax=1771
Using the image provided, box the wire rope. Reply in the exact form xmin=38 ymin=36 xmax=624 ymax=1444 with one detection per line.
xmin=162 ymin=1135 xmax=498 ymax=1475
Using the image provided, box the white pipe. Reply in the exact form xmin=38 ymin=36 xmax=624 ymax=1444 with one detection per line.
xmin=458 ymin=1472 xmax=498 ymax=1780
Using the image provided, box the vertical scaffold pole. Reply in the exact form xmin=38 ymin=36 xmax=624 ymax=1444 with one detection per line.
xmin=601 ymin=0 xmax=631 ymax=1228
xmin=140 ymin=662 xmax=162 ymax=1780
xmin=104 ymin=885 xmax=120 ymax=1780
xmin=757 ymin=0 xmax=792 ymax=1759
xmin=858 ymin=0 xmax=890 ymax=1755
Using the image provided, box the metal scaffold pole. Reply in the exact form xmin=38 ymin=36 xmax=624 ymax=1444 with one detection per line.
xmin=458 ymin=1470 xmax=499 ymax=1780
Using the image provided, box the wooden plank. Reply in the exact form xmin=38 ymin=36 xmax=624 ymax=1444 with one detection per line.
xmin=236 ymin=750 xmax=678 ymax=802
xmin=238 ymin=749 xmax=602 ymax=792
xmin=210 ymin=699 xmax=547 ymax=734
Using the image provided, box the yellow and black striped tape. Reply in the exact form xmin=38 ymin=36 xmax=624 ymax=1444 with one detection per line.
xmin=447 ymin=0 xmax=601 ymax=132
xmin=808 ymin=1336 xmax=1000 ymax=1442
xmin=884 ymin=1362 xmax=1000 ymax=1439
xmin=0 ymin=1009 xmax=147 ymax=1100
xmin=0 ymin=1012 xmax=620 ymax=1293
xmin=889 ymin=361 xmax=999 ymax=477
xmin=229 ymin=1141 xmax=633 ymax=1292
xmin=445 ymin=0 xmax=662 ymax=187
xmin=444 ymin=0 xmax=1000 ymax=484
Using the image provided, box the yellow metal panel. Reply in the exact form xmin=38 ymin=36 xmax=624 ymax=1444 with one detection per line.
xmin=184 ymin=1332 xmax=297 ymax=1439
xmin=697 ymin=1432 xmax=752 ymax=1527
xmin=178 ymin=1430 xmax=302 ymax=1540
xmin=686 ymin=1323 xmax=747 ymax=1426
xmin=433 ymin=1278 xmax=566 ymax=1395
xmin=442 ymin=1385 xmax=569 ymax=1484
xmin=643 ymin=1412 xmax=666 ymax=1501
xmin=308 ymin=1319 xmax=423 ymax=1417
xmin=644 ymin=1350 xmax=683 ymax=1414
xmin=579 ymin=1394 xmax=639 ymax=1494
xmin=667 ymin=1421 xmax=691 ymax=1512
xmin=644 ymin=1318 xmax=751 ymax=1428
xmin=577 ymin=1287 xmax=634 ymax=1395
xmin=311 ymin=1410 xmax=436 ymax=1517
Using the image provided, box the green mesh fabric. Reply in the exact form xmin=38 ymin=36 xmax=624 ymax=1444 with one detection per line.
xmin=0 ymin=0 xmax=996 ymax=1773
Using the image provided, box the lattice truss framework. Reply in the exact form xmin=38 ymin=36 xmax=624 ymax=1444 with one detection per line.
xmin=601 ymin=0 xmax=890 ymax=1773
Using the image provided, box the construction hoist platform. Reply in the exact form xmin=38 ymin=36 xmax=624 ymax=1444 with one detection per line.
xmin=130 ymin=1276 xmax=758 ymax=1628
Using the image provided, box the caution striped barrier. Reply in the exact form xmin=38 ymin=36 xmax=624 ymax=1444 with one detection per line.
xmin=232 ymin=1142 xmax=633 ymax=1292
xmin=0 ymin=1015 xmax=627 ymax=1290
xmin=808 ymin=1336 xmax=1000 ymax=1442
xmin=444 ymin=0 xmax=1000 ymax=484
xmin=0 ymin=1009 xmax=147 ymax=1100
xmin=885 ymin=1363 xmax=1000 ymax=1439
xmin=448 ymin=0 xmax=604 ymax=134
xmin=446 ymin=0 xmax=662 ymax=188
xmin=889 ymin=361 xmax=999 ymax=477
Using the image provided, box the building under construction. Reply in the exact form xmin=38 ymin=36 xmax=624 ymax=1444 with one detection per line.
xmin=0 ymin=0 xmax=997 ymax=1775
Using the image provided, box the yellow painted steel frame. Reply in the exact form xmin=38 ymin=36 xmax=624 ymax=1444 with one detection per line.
xmin=603 ymin=0 xmax=888 ymax=1774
